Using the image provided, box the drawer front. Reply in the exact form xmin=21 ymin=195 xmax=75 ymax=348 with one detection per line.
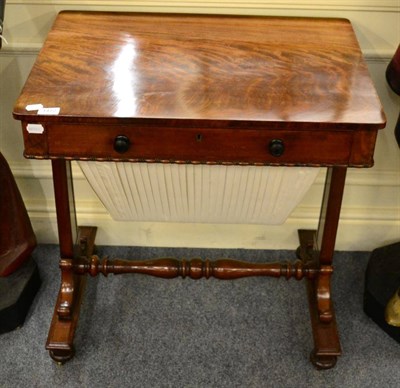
xmin=41 ymin=124 xmax=354 ymax=165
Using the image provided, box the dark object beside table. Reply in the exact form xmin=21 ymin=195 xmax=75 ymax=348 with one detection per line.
xmin=0 ymin=152 xmax=40 ymax=333
xmin=364 ymin=242 xmax=400 ymax=342
xmin=13 ymin=12 xmax=386 ymax=368
xmin=363 ymin=44 xmax=400 ymax=340
xmin=0 ymin=259 xmax=41 ymax=334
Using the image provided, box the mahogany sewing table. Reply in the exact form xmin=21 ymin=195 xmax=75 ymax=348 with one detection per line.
xmin=13 ymin=12 xmax=385 ymax=369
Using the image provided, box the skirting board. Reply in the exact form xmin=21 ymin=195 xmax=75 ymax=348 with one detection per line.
xmin=28 ymin=207 xmax=400 ymax=251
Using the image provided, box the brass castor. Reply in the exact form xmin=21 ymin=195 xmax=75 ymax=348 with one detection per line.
xmin=310 ymin=350 xmax=337 ymax=370
xmin=49 ymin=347 xmax=75 ymax=365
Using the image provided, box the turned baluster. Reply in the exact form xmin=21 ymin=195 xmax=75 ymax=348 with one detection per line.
xmin=71 ymin=256 xmax=318 ymax=280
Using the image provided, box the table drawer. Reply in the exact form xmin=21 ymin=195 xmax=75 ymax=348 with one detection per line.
xmin=37 ymin=124 xmax=355 ymax=165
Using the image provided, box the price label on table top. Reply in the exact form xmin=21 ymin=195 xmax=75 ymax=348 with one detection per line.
xmin=37 ymin=107 xmax=60 ymax=115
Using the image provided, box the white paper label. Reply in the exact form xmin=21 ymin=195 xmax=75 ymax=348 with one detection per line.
xmin=37 ymin=107 xmax=60 ymax=115
xmin=26 ymin=104 xmax=44 ymax=111
xmin=26 ymin=123 xmax=45 ymax=134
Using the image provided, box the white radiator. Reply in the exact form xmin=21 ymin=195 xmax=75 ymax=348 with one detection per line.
xmin=78 ymin=162 xmax=319 ymax=225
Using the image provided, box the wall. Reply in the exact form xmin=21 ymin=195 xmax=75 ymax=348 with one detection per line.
xmin=1 ymin=0 xmax=399 ymax=250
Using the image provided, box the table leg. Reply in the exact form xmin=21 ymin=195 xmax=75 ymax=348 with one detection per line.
xmin=300 ymin=166 xmax=347 ymax=369
xmin=46 ymin=160 xmax=96 ymax=363
xmin=45 ymin=161 xmax=346 ymax=367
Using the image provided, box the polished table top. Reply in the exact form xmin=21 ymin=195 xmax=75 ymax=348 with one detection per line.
xmin=14 ymin=12 xmax=385 ymax=129
xmin=13 ymin=12 xmax=386 ymax=167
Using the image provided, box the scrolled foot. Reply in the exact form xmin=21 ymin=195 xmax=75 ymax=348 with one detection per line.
xmin=49 ymin=347 xmax=75 ymax=365
xmin=310 ymin=350 xmax=337 ymax=370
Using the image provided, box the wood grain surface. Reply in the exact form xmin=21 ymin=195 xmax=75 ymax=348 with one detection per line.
xmin=13 ymin=12 xmax=385 ymax=130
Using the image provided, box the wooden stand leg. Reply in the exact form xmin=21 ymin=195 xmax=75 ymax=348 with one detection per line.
xmin=46 ymin=160 xmax=96 ymax=363
xmin=45 ymin=161 xmax=347 ymax=367
xmin=298 ymin=166 xmax=347 ymax=370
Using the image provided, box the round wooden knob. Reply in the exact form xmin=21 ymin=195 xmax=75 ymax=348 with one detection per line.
xmin=113 ymin=135 xmax=130 ymax=154
xmin=269 ymin=139 xmax=285 ymax=157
